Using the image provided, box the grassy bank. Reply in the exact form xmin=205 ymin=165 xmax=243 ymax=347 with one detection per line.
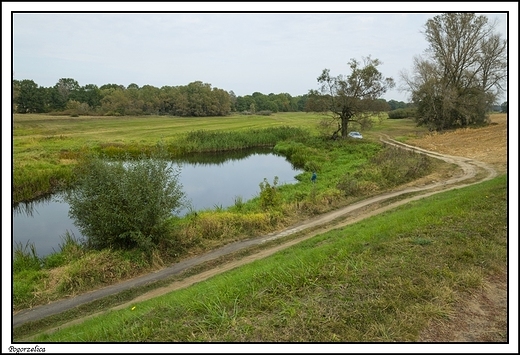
xmin=26 ymin=174 xmax=507 ymax=342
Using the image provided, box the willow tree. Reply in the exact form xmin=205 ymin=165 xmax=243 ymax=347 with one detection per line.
xmin=307 ymin=56 xmax=394 ymax=138
xmin=401 ymin=13 xmax=506 ymax=130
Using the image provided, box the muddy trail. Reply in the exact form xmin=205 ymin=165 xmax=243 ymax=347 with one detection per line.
xmin=12 ymin=134 xmax=500 ymax=335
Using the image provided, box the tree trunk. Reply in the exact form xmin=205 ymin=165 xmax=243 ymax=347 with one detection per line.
xmin=341 ymin=115 xmax=349 ymax=137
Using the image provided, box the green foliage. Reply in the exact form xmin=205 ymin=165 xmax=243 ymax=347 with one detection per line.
xmin=13 ymin=242 xmax=47 ymax=309
xmin=179 ymin=126 xmax=309 ymax=154
xmin=309 ymin=56 xmax=395 ymax=138
xmin=13 ymin=79 xmax=48 ymax=113
xmin=65 ymin=149 xmax=186 ymax=251
xmin=13 ymin=159 xmax=75 ymax=203
xmin=387 ymin=108 xmax=417 ymax=119
xmin=372 ymin=147 xmax=433 ymax=185
xmin=13 ymin=270 xmax=46 ymax=309
xmin=56 ymin=250 xmax=137 ymax=294
xmin=387 ymin=99 xmax=411 ymax=110
xmin=13 ymin=242 xmax=41 ymax=273
xmin=500 ymin=101 xmax=507 ymax=113
xmin=405 ymin=13 xmax=506 ymax=130
xmin=42 ymin=232 xmax=85 ymax=269
xmin=235 ymin=92 xmax=303 ymax=113
xmin=337 ymin=146 xmax=434 ymax=195
xmin=259 ymin=176 xmax=282 ymax=211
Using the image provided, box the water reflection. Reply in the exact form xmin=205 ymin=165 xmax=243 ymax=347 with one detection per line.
xmin=13 ymin=149 xmax=302 ymax=257
xmin=177 ymin=147 xmax=277 ymax=166
xmin=13 ymin=193 xmax=83 ymax=258
xmin=13 ymin=195 xmax=52 ymax=218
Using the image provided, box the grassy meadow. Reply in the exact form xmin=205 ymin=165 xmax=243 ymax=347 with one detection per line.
xmin=12 ymin=112 xmax=507 ymax=342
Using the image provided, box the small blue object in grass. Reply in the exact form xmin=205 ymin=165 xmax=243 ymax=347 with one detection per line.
xmin=311 ymin=172 xmax=317 ymax=183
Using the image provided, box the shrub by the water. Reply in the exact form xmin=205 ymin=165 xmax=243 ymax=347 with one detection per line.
xmin=65 ymin=149 xmax=187 ymax=252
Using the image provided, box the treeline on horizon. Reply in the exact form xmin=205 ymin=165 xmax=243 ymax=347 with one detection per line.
xmin=12 ymin=78 xmax=413 ymax=117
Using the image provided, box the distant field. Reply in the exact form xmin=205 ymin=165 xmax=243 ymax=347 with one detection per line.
xmin=13 ymin=112 xmax=324 ymax=142
xmin=13 ymin=111 xmax=426 ymax=168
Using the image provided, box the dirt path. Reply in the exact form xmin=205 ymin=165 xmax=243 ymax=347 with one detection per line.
xmin=14 ymin=115 xmax=508 ymax=342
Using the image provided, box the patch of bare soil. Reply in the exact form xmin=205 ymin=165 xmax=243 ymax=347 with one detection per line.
xmin=418 ymin=272 xmax=508 ymax=343
xmin=407 ymin=114 xmax=508 ymax=174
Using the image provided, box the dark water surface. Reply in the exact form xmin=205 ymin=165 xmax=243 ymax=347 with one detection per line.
xmin=12 ymin=149 xmax=302 ymax=257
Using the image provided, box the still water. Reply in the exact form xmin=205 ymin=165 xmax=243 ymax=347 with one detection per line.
xmin=12 ymin=149 xmax=302 ymax=258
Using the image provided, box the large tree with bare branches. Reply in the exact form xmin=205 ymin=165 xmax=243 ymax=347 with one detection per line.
xmin=401 ymin=13 xmax=507 ymax=130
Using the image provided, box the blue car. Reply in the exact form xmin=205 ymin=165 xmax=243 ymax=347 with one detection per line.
xmin=348 ymin=131 xmax=363 ymax=139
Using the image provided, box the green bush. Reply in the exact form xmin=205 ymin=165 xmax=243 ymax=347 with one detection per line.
xmin=372 ymin=147 xmax=432 ymax=186
xmin=65 ymin=149 xmax=187 ymax=252
xmin=337 ymin=146 xmax=434 ymax=195
xmin=388 ymin=108 xmax=417 ymax=119
xmin=259 ymin=176 xmax=282 ymax=212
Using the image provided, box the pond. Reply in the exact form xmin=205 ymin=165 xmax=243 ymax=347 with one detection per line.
xmin=12 ymin=149 xmax=303 ymax=258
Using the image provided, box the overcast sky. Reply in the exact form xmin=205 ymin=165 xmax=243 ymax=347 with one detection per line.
xmin=5 ymin=3 xmax=514 ymax=103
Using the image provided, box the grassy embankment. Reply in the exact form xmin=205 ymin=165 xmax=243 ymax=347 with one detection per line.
xmin=23 ymin=174 xmax=508 ymax=342
xmin=12 ymin=112 xmax=450 ymax=315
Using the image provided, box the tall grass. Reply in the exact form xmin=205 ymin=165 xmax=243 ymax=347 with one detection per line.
xmin=13 ymin=164 xmax=75 ymax=203
xmin=337 ymin=146 xmax=435 ymax=195
xmin=174 ymin=126 xmax=310 ymax=154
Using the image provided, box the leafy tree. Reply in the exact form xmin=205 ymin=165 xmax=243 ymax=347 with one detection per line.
xmin=101 ymin=89 xmax=131 ymax=115
xmin=387 ymin=99 xmax=408 ymax=110
xmin=76 ymin=84 xmax=102 ymax=109
xmin=211 ymin=87 xmax=233 ymax=116
xmin=500 ymin=101 xmax=508 ymax=113
xmin=50 ymin=78 xmax=80 ymax=110
xmin=14 ymin=79 xmax=47 ymax=113
xmin=307 ymin=56 xmax=395 ymax=138
xmin=66 ymin=149 xmax=186 ymax=252
xmin=12 ymin=79 xmax=21 ymax=112
xmin=235 ymin=95 xmax=256 ymax=112
xmin=293 ymin=94 xmax=309 ymax=111
xmin=100 ymin=83 xmax=126 ymax=91
xmin=139 ymin=85 xmax=161 ymax=114
xmin=228 ymin=90 xmax=237 ymax=111
xmin=400 ymin=13 xmax=506 ymax=130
